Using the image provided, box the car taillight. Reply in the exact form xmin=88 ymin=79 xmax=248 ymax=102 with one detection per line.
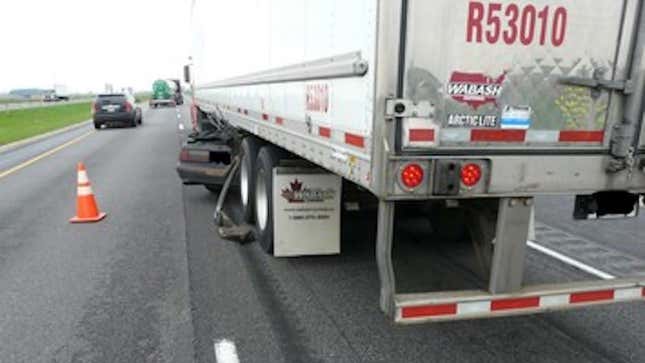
xmin=400 ymin=163 xmax=425 ymax=190
xmin=461 ymin=163 xmax=482 ymax=187
xmin=124 ymin=102 xmax=132 ymax=112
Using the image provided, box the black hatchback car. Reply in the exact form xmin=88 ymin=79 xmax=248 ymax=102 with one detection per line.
xmin=92 ymin=93 xmax=142 ymax=129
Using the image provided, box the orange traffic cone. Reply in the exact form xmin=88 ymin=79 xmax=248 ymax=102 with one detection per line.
xmin=70 ymin=162 xmax=107 ymax=223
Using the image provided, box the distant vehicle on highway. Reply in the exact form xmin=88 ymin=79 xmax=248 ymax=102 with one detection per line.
xmin=92 ymin=93 xmax=142 ymax=129
xmin=43 ymin=84 xmax=70 ymax=102
xmin=149 ymin=79 xmax=183 ymax=108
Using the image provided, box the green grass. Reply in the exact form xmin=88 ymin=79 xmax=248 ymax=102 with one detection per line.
xmin=0 ymin=102 xmax=91 ymax=145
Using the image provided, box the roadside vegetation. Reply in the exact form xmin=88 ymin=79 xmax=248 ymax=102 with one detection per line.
xmin=134 ymin=92 xmax=152 ymax=104
xmin=0 ymin=102 xmax=91 ymax=145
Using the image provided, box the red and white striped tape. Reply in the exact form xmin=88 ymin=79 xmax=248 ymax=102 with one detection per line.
xmin=215 ymin=103 xmax=603 ymax=150
xmin=397 ymin=285 xmax=645 ymax=322
xmin=222 ymin=104 xmax=369 ymax=150
xmin=437 ymin=129 xmax=605 ymax=144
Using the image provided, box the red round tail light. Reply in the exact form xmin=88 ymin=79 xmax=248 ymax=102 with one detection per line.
xmin=461 ymin=163 xmax=482 ymax=187
xmin=400 ymin=163 xmax=425 ymax=189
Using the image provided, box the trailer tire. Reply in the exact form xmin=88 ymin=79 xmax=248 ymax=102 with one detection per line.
xmin=240 ymin=137 xmax=263 ymax=223
xmin=254 ymin=146 xmax=284 ymax=254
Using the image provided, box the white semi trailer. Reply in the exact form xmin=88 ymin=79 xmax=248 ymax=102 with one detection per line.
xmin=181 ymin=0 xmax=645 ymax=323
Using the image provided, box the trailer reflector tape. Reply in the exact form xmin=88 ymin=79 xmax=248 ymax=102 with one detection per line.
xmin=262 ymin=113 xmax=269 ymax=121
xmin=345 ymin=133 xmax=365 ymax=148
xmin=491 ymin=296 xmax=540 ymax=311
xmin=471 ymin=129 xmax=526 ymax=142
xmin=275 ymin=116 xmax=284 ymax=125
xmin=319 ymin=127 xmax=331 ymax=138
xmin=440 ymin=129 xmax=471 ymax=142
xmin=409 ymin=129 xmax=435 ymax=142
xmin=569 ymin=289 xmax=614 ymax=304
xmin=559 ymin=130 xmax=604 ymax=143
xmin=401 ymin=303 xmax=457 ymax=318
xmin=457 ymin=300 xmax=491 ymax=314
xmin=614 ymin=287 xmax=642 ymax=300
xmin=437 ymin=129 xmax=604 ymax=144
xmin=396 ymin=283 xmax=645 ymax=322
xmin=526 ymin=130 xmax=560 ymax=143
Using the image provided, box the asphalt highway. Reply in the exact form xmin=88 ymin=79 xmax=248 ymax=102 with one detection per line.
xmin=0 ymin=105 xmax=643 ymax=363
xmin=0 ymin=107 xmax=194 ymax=362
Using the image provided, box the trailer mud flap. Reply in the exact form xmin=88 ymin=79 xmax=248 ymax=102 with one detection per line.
xmin=272 ymin=167 xmax=342 ymax=257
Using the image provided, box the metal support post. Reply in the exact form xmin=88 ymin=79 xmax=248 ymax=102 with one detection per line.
xmin=376 ymin=200 xmax=396 ymax=315
xmin=489 ymin=197 xmax=534 ymax=294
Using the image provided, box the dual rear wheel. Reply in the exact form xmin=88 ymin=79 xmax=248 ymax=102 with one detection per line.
xmin=239 ymin=137 xmax=285 ymax=254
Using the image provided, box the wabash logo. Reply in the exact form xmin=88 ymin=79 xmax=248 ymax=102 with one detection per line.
xmin=447 ymin=71 xmax=506 ymax=110
xmin=281 ymin=179 xmax=335 ymax=203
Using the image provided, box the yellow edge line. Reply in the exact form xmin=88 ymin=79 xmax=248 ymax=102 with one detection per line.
xmin=0 ymin=130 xmax=95 ymax=179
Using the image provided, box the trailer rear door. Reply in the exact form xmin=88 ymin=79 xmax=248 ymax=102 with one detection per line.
xmin=402 ymin=0 xmax=639 ymax=151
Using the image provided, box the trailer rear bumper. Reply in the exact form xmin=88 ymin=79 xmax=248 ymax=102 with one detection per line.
xmin=395 ymin=279 xmax=645 ymax=324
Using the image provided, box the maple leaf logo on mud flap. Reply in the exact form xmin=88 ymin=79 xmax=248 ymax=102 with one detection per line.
xmin=447 ymin=71 xmax=507 ymax=110
xmin=290 ymin=179 xmax=302 ymax=192
xmin=281 ymin=179 xmax=335 ymax=203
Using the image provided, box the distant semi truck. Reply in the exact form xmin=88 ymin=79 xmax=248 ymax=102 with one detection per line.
xmin=149 ymin=79 xmax=183 ymax=108
xmin=43 ymin=84 xmax=70 ymax=102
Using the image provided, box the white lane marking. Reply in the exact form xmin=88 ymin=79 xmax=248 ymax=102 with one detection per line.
xmin=178 ymin=123 xmax=185 ymax=131
xmin=214 ymin=339 xmax=240 ymax=363
xmin=527 ymin=240 xmax=616 ymax=280
xmin=177 ymin=113 xmax=182 ymax=119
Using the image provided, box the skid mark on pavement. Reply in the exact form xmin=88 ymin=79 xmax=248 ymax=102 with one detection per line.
xmin=0 ymin=130 xmax=95 ymax=180
xmin=533 ymin=222 xmax=645 ymax=277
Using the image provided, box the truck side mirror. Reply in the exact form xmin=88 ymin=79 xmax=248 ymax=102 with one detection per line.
xmin=184 ymin=65 xmax=191 ymax=83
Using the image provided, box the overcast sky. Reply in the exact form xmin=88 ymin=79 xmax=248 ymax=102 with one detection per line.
xmin=0 ymin=0 xmax=191 ymax=94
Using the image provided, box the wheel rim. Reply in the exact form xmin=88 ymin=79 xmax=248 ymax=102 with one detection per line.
xmin=256 ymin=168 xmax=268 ymax=231
xmin=240 ymin=157 xmax=250 ymax=207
